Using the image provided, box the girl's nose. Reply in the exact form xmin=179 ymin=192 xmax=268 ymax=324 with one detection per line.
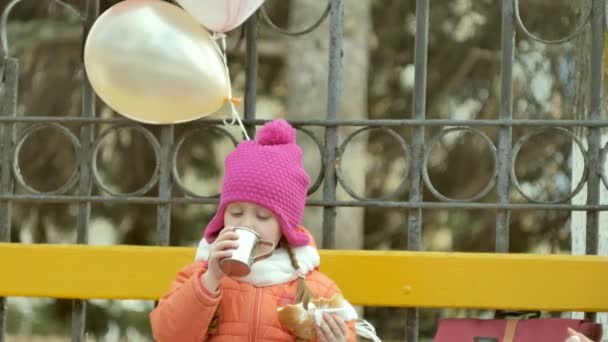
xmin=239 ymin=216 xmax=254 ymax=229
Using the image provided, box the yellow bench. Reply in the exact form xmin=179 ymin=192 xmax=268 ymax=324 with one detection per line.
xmin=0 ymin=243 xmax=607 ymax=312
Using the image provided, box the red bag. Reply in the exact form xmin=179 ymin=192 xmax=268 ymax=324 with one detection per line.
xmin=434 ymin=318 xmax=603 ymax=342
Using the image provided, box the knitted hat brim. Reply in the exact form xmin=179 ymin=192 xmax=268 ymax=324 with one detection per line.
xmin=204 ymin=199 xmax=311 ymax=247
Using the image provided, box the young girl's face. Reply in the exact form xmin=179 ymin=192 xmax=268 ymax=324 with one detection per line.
xmin=224 ymin=202 xmax=282 ymax=246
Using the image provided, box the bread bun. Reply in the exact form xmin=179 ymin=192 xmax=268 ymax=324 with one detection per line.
xmin=277 ymin=294 xmax=355 ymax=339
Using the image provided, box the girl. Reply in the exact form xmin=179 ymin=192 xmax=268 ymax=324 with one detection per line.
xmin=150 ymin=119 xmax=378 ymax=341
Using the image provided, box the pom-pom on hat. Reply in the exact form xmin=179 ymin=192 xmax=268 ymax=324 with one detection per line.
xmin=204 ymin=119 xmax=311 ymax=246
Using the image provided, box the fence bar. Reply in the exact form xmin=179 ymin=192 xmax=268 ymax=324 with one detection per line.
xmin=71 ymin=1 xmax=98 ymax=340
xmin=322 ymin=0 xmax=343 ymax=249
xmin=0 ymin=57 xmax=18 ymax=342
xmin=586 ymin=0 xmax=605 ymax=259
xmin=406 ymin=0 xmax=430 ymax=340
xmin=6 ymin=117 xmax=608 ymax=128
xmin=495 ymin=0 xmax=515 ymax=253
xmin=244 ymin=13 xmax=259 ymax=138
xmin=9 ymin=195 xmax=608 ymax=210
xmin=583 ymin=0 xmax=605 ymax=322
xmin=156 ymin=127 xmax=174 ymax=247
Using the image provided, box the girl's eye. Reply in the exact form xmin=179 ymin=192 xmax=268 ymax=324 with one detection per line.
xmin=230 ymin=212 xmax=243 ymax=217
xmin=256 ymin=211 xmax=271 ymax=220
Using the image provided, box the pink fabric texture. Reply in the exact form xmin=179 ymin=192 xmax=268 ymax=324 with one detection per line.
xmin=204 ymin=119 xmax=311 ymax=246
xmin=434 ymin=318 xmax=603 ymax=342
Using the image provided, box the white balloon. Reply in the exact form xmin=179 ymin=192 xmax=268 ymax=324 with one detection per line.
xmin=84 ymin=0 xmax=231 ymax=124
xmin=176 ymin=0 xmax=265 ymax=33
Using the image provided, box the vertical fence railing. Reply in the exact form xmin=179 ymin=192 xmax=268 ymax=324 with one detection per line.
xmin=322 ymin=0 xmax=343 ymax=249
xmin=0 ymin=57 xmax=18 ymax=342
xmin=406 ymin=0 xmax=429 ymax=341
xmin=157 ymin=124 xmax=174 ymax=248
xmin=588 ymin=0 xmax=605 ymax=258
xmin=244 ymin=13 xmax=259 ymax=139
xmin=0 ymin=0 xmax=606 ymax=341
xmin=585 ymin=0 xmax=606 ymax=322
xmin=71 ymin=1 xmax=98 ymax=340
xmin=496 ymin=0 xmax=515 ymax=254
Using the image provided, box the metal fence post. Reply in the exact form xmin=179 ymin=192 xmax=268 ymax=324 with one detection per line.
xmin=322 ymin=0 xmax=344 ymax=249
xmin=406 ymin=0 xmax=429 ymax=340
xmin=496 ymin=0 xmax=515 ymax=253
xmin=71 ymin=1 xmax=98 ymax=340
xmin=244 ymin=13 xmax=259 ymax=138
xmin=583 ymin=0 xmax=606 ymax=322
xmin=0 ymin=57 xmax=18 ymax=342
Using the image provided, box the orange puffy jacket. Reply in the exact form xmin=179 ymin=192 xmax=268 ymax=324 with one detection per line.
xmin=150 ymin=230 xmax=356 ymax=341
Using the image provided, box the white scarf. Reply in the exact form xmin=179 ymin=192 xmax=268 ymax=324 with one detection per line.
xmin=194 ymin=238 xmax=320 ymax=287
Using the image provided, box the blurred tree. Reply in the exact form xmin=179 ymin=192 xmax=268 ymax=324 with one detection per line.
xmin=285 ymin=0 xmax=371 ymax=250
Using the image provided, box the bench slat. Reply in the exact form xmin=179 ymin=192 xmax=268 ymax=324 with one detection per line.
xmin=1 ymin=243 xmax=607 ymax=311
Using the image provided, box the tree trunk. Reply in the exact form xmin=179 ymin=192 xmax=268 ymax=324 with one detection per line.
xmin=286 ymin=0 xmax=371 ymax=250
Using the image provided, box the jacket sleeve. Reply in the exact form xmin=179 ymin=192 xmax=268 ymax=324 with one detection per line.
xmin=150 ymin=261 xmax=221 ymax=342
xmin=312 ymin=272 xmax=358 ymax=342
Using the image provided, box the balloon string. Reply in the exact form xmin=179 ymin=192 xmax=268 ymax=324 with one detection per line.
xmin=212 ymin=32 xmax=250 ymax=141
xmin=213 ymin=32 xmax=228 ymax=66
xmin=228 ymin=98 xmax=250 ymax=140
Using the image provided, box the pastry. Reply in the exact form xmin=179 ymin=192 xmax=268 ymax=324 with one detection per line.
xmin=277 ymin=294 xmax=358 ymax=340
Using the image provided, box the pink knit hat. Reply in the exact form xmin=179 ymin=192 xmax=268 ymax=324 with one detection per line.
xmin=204 ymin=119 xmax=311 ymax=246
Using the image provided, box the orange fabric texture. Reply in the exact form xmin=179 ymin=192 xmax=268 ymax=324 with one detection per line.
xmin=150 ymin=228 xmax=356 ymax=341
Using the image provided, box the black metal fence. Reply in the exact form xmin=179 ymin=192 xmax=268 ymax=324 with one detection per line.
xmin=0 ymin=0 xmax=606 ymax=341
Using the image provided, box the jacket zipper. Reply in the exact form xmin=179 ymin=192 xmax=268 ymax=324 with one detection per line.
xmin=250 ymin=287 xmax=262 ymax=342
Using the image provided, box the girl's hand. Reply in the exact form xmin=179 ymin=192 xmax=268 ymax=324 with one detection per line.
xmin=201 ymin=227 xmax=239 ymax=292
xmin=564 ymin=327 xmax=593 ymax=342
xmin=316 ymin=313 xmax=349 ymax=342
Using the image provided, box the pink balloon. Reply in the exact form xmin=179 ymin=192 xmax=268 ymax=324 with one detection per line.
xmin=176 ymin=0 xmax=265 ymax=33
